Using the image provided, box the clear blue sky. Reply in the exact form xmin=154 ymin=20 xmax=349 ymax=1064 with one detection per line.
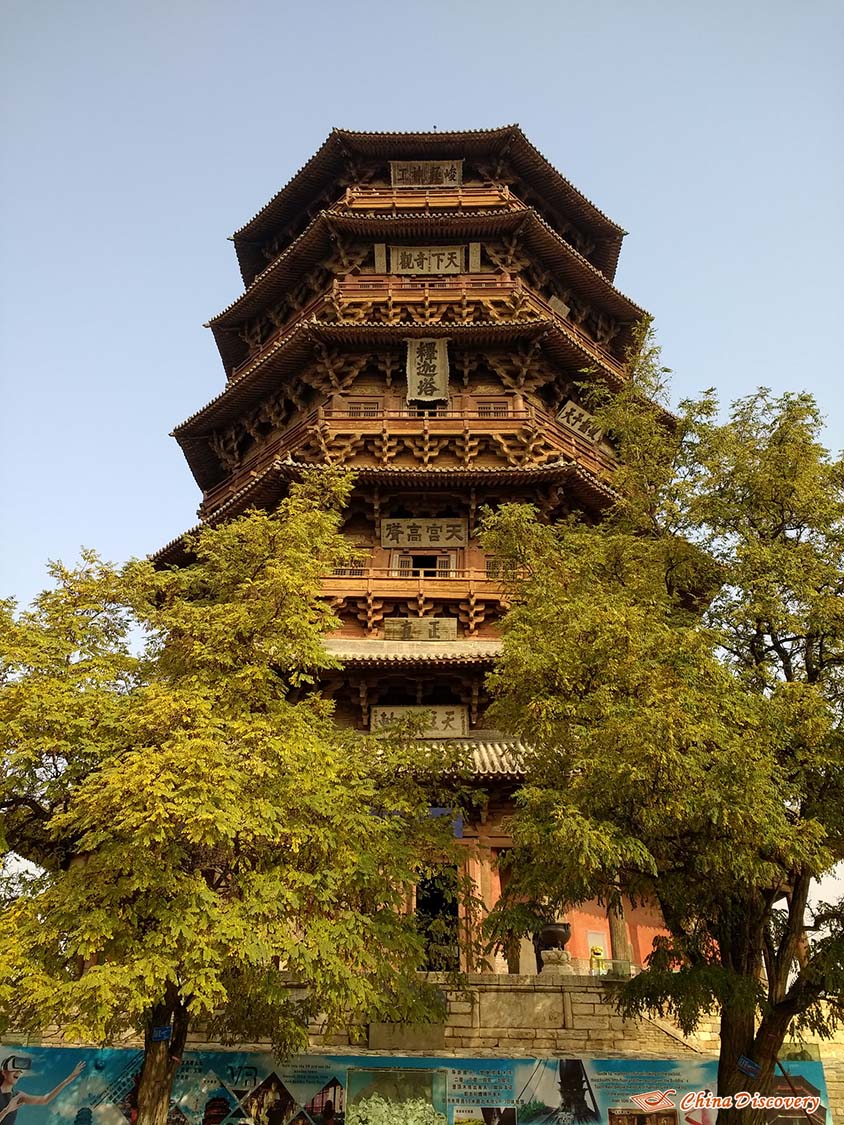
xmin=2 ymin=0 xmax=842 ymax=607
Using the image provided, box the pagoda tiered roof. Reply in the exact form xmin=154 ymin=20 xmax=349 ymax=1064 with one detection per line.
xmin=208 ymin=205 xmax=644 ymax=375
xmin=231 ymin=126 xmax=625 ymax=285
xmin=155 ymin=129 xmax=658 ymax=816
xmin=152 ymin=458 xmax=616 ymax=567
xmin=174 ymin=318 xmax=626 ymax=489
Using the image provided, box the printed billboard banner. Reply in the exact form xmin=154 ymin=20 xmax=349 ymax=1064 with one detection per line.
xmin=0 ymin=1047 xmax=830 ymax=1125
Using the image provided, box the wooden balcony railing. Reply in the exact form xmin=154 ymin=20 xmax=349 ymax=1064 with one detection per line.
xmin=323 ymin=403 xmax=532 ymax=421
xmin=320 ymin=567 xmax=506 ymax=600
xmin=338 ymin=184 xmax=520 ymax=212
xmin=200 ymin=400 xmax=617 ymax=516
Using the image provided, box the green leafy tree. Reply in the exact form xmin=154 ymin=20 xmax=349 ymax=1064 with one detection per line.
xmin=0 ymin=553 xmax=138 ymax=870
xmin=483 ymin=331 xmax=844 ymax=1123
xmin=0 ymin=471 xmax=470 ymax=1125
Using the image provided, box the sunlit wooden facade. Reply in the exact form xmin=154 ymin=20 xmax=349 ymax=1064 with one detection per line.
xmin=160 ymin=126 xmax=665 ymax=976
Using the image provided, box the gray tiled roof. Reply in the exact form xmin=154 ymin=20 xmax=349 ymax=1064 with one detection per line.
xmin=323 ymin=639 xmax=502 ymax=664
xmin=430 ymin=736 xmax=525 ymax=777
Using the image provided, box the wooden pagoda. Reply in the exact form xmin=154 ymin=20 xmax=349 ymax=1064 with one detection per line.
xmin=158 ymin=126 xmax=665 ymax=973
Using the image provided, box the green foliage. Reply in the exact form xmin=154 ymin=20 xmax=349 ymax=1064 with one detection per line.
xmin=415 ymin=866 xmax=462 ymax=972
xmin=483 ymin=326 xmax=844 ymax=1084
xmin=0 ymin=553 xmax=139 ymax=868
xmin=0 ymin=469 xmax=469 ymax=1057
xmin=347 ymin=1095 xmax=446 ymax=1125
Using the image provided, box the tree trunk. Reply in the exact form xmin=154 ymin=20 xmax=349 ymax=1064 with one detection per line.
xmin=714 ymin=1006 xmax=794 ymax=1125
xmin=136 ymin=991 xmax=189 ymax=1125
xmin=714 ymin=1005 xmax=766 ymax=1125
xmin=136 ymin=1039 xmax=176 ymax=1125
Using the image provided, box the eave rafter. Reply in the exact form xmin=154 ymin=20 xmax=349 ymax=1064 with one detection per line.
xmin=172 ymin=319 xmax=623 ymax=492
xmin=152 ymin=459 xmax=615 ymax=568
xmin=231 ymin=126 xmax=626 ymax=287
xmin=208 ymin=206 xmax=645 ymax=376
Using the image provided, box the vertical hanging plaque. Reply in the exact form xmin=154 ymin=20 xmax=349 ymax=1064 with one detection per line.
xmin=406 ymin=338 xmax=449 ymax=403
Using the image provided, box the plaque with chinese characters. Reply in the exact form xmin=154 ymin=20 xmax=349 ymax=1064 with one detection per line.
xmin=390 ymin=246 xmax=465 ymax=275
xmin=549 ymin=294 xmax=571 ymax=319
xmin=381 ymin=518 xmax=468 ymax=548
xmin=406 ymin=338 xmax=449 ymax=402
xmin=370 ymin=705 xmax=469 ymax=738
xmin=390 ymin=160 xmax=463 ymax=187
xmin=383 ymin=617 xmax=459 ymax=642
xmin=556 ymin=399 xmax=603 ymax=442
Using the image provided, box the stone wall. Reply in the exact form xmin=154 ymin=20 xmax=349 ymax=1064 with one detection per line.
xmin=439 ymin=973 xmax=714 ymax=1057
xmin=297 ymin=974 xmax=719 ymax=1059
xmin=817 ymin=1047 xmax=844 ymax=1125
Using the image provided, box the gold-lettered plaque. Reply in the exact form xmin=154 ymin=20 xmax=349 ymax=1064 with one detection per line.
xmin=371 ymin=705 xmax=469 ymax=737
xmin=381 ymin=517 xmax=467 ymax=548
xmin=390 ymin=246 xmax=465 ymax=275
xmin=405 ymin=338 xmax=450 ymax=402
xmin=383 ymin=617 xmax=459 ymax=641
xmin=390 ymin=160 xmax=463 ymax=186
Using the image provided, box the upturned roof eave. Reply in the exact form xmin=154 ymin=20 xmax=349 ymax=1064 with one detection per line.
xmin=332 ymin=124 xmax=626 ymax=232
xmin=233 ymin=125 xmax=626 ymax=239
xmin=207 ymin=213 xmax=332 ymax=327
xmin=152 ymin=455 xmax=618 ymax=567
xmin=209 ymin=205 xmax=645 ymax=375
xmin=332 ymin=207 xmax=645 ymax=317
xmin=211 ymin=207 xmax=520 ymax=330
xmin=176 ymin=318 xmax=550 ymax=442
xmin=173 ymin=315 xmax=629 ymax=489
xmin=197 ymin=455 xmax=617 ymax=534
xmin=172 ymin=314 xmax=627 ymax=490
xmin=231 ymin=125 xmax=625 ymax=284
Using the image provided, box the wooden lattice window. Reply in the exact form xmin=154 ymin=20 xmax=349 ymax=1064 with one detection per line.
xmin=476 ymin=399 xmax=508 ymax=418
xmin=346 ymin=399 xmax=381 ymax=418
xmin=392 ymin=552 xmax=457 ymax=577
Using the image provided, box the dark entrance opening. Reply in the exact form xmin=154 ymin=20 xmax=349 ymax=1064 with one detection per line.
xmin=410 ymin=554 xmax=438 ymax=575
xmin=416 ymin=867 xmax=460 ymax=971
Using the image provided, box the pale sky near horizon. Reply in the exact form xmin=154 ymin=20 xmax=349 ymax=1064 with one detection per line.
xmin=2 ymin=0 xmax=843 ymax=608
